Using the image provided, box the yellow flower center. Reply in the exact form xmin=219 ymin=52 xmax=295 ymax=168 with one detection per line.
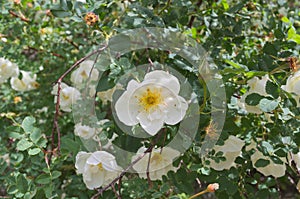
xmin=150 ymin=152 xmax=163 ymax=164
xmin=80 ymin=70 xmax=88 ymax=79
xmin=97 ymin=163 xmax=104 ymax=171
xmin=138 ymin=88 xmax=162 ymax=112
xmin=62 ymin=92 xmax=70 ymax=100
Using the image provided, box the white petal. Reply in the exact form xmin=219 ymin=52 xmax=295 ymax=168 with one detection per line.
xmin=115 ymin=80 xmax=140 ymax=126
xmin=75 ymin=151 xmax=91 ymax=174
xmin=164 ymin=96 xmax=188 ymax=125
xmin=161 ymin=147 xmax=180 ymax=160
xmin=144 ymin=70 xmax=180 ymax=94
xmin=137 ymin=112 xmax=164 ymax=135
xmin=83 ymin=166 xmax=105 ymax=189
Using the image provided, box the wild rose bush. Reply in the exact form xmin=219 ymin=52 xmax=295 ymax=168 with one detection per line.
xmin=0 ymin=0 xmax=300 ymax=199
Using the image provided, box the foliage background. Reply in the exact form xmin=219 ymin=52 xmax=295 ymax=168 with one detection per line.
xmin=0 ymin=0 xmax=300 ymax=198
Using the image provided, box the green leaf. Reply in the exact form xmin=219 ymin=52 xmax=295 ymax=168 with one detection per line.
xmin=21 ymin=116 xmax=35 ymax=133
xmin=28 ymin=148 xmax=41 ymax=156
xmin=287 ymin=27 xmax=300 ymax=44
xmin=17 ymin=174 xmax=28 ymax=193
xmin=51 ymin=10 xmax=72 ymax=18
xmin=263 ymin=42 xmax=278 ymax=56
xmin=265 ymin=81 xmax=280 ymax=99
xmin=35 ymin=174 xmax=51 ymax=184
xmin=281 ymin=16 xmax=290 ymax=23
xmin=51 ymin=171 xmax=61 ymax=179
xmin=17 ymin=139 xmax=33 ymax=151
xmin=30 ymin=127 xmax=42 ymax=144
xmin=261 ymin=141 xmax=274 ymax=154
xmin=259 ymin=99 xmax=279 ymax=112
xmin=254 ymin=159 xmax=270 ymax=168
xmin=225 ymin=59 xmax=248 ymax=70
xmin=245 ymin=93 xmax=264 ymax=106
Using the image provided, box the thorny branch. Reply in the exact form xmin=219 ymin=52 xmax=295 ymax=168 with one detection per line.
xmin=49 ymin=45 xmax=107 ymax=160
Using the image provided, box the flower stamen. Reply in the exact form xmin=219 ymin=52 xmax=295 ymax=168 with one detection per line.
xmin=138 ymin=88 xmax=162 ymax=112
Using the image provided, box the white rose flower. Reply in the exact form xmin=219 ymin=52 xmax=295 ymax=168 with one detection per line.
xmin=132 ymin=146 xmax=180 ymax=180
xmin=239 ymin=75 xmax=270 ymax=114
xmin=246 ymin=141 xmax=286 ymax=178
xmin=115 ymin=70 xmax=188 ymax=136
xmin=75 ymin=151 xmax=122 ymax=190
xmin=281 ymin=71 xmax=300 ymax=107
xmin=74 ymin=123 xmax=96 ymax=139
xmin=207 ymin=135 xmax=245 ymax=171
xmin=71 ymin=60 xmax=99 ymax=88
xmin=51 ymin=82 xmax=81 ymax=112
xmin=0 ymin=58 xmax=19 ymax=83
xmin=10 ymin=70 xmax=39 ymax=92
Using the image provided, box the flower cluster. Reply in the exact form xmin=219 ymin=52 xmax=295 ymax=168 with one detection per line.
xmin=115 ymin=70 xmax=188 ymax=136
xmin=0 ymin=57 xmax=39 ymax=91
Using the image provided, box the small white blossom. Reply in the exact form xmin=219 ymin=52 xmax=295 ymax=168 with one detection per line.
xmin=74 ymin=123 xmax=97 ymax=140
xmin=0 ymin=58 xmax=19 ymax=83
xmin=131 ymin=146 xmax=180 ymax=180
xmin=75 ymin=151 xmax=122 ymax=190
xmin=239 ymin=75 xmax=270 ymax=114
xmin=51 ymin=82 xmax=81 ymax=112
xmin=71 ymin=60 xmax=99 ymax=88
xmin=282 ymin=71 xmax=300 ymax=107
xmin=115 ymin=70 xmax=188 ymax=136
xmin=10 ymin=70 xmax=39 ymax=91
xmin=246 ymin=140 xmax=286 ymax=178
xmin=207 ymin=135 xmax=245 ymax=171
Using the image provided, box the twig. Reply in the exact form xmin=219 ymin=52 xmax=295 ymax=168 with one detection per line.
xmin=187 ymin=0 xmax=203 ymax=28
xmin=146 ymin=150 xmax=153 ymax=188
xmin=50 ymin=45 xmax=107 ymax=159
xmin=111 ymin=184 xmax=121 ymax=199
xmin=9 ymin=10 xmax=30 ymax=22
xmin=64 ymin=37 xmax=79 ymax=50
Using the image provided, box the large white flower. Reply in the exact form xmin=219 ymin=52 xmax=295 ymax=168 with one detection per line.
xmin=51 ymin=82 xmax=81 ymax=112
xmin=239 ymin=75 xmax=270 ymax=114
xmin=281 ymin=71 xmax=300 ymax=107
xmin=115 ymin=70 xmax=188 ymax=136
xmin=207 ymin=135 xmax=245 ymax=171
xmin=71 ymin=60 xmax=99 ymax=88
xmin=131 ymin=146 xmax=180 ymax=180
xmin=246 ymin=141 xmax=286 ymax=178
xmin=75 ymin=151 xmax=122 ymax=190
xmin=10 ymin=70 xmax=39 ymax=92
xmin=0 ymin=58 xmax=19 ymax=83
